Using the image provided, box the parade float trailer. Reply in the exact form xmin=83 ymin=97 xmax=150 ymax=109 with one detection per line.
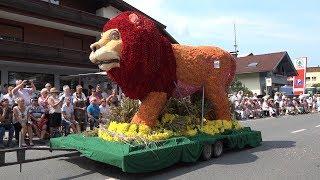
xmin=0 ymin=125 xmax=261 ymax=173
xmin=0 ymin=11 xmax=262 ymax=173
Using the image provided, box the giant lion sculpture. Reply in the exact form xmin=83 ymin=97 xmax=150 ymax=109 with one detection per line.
xmin=89 ymin=12 xmax=236 ymax=127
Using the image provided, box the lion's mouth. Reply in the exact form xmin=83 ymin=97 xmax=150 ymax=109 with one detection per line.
xmin=97 ymin=59 xmax=120 ymax=71
xmin=97 ymin=59 xmax=120 ymax=65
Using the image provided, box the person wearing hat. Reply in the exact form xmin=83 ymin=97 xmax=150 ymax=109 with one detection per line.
xmin=0 ymin=98 xmax=14 ymax=148
xmin=48 ymin=87 xmax=63 ymax=137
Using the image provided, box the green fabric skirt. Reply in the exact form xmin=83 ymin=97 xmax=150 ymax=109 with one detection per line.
xmin=50 ymin=127 xmax=262 ymax=173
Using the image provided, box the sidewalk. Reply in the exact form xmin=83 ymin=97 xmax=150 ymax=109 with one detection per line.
xmin=240 ymin=112 xmax=320 ymax=122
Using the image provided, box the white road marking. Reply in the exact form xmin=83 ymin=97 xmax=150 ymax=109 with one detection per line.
xmin=291 ymin=129 xmax=306 ymax=133
xmin=315 ymin=125 xmax=320 ymax=128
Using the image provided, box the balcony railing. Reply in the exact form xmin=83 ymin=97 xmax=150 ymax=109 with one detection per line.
xmin=0 ymin=0 xmax=108 ymax=30
xmin=0 ymin=39 xmax=95 ymax=68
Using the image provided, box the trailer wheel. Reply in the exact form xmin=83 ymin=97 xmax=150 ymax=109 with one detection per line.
xmin=201 ymin=144 xmax=213 ymax=160
xmin=213 ymin=140 xmax=223 ymax=157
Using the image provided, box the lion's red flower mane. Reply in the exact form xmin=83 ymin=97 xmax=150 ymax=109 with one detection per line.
xmin=103 ymin=11 xmax=177 ymax=100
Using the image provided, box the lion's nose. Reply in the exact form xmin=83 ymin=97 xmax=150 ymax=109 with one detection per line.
xmin=90 ymin=43 xmax=100 ymax=52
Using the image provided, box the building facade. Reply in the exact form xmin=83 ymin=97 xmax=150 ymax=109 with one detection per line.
xmin=236 ymin=52 xmax=297 ymax=95
xmin=306 ymin=66 xmax=320 ymax=87
xmin=0 ymin=0 xmax=176 ymax=90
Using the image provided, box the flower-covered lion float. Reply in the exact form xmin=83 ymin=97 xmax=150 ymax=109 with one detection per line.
xmin=89 ymin=11 xmax=236 ymax=127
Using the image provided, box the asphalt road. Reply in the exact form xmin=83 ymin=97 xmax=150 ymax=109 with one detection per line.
xmin=1 ymin=113 xmax=320 ymax=180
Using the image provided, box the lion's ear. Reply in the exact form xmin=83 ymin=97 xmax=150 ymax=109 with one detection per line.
xmin=129 ymin=13 xmax=140 ymax=25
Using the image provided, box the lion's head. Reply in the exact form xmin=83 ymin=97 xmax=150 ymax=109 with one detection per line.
xmin=89 ymin=28 xmax=122 ymax=71
xmin=89 ymin=12 xmax=177 ymax=100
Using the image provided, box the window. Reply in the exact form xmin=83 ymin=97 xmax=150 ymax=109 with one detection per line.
xmin=63 ymin=35 xmax=83 ymax=50
xmin=247 ymin=62 xmax=258 ymax=68
xmin=0 ymin=24 xmax=23 ymax=41
xmin=8 ymin=71 xmax=54 ymax=90
xmin=59 ymin=75 xmax=78 ymax=91
xmin=306 ymin=77 xmax=311 ymax=81
xmin=312 ymin=77 xmax=317 ymax=81
xmin=281 ymin=66 xmax=286 ymax=76
xmin=83 ymin=37 xmax=96 ymax=52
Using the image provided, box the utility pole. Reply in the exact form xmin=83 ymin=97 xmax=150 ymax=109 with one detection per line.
xmin=230 ymin=22 xmax=239 ymax=57
xmin=234 ymin=23 xmax=238 ymax=56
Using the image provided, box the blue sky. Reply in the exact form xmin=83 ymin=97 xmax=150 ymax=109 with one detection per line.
xmin=124 ymin=0 xmax=320 ymax=66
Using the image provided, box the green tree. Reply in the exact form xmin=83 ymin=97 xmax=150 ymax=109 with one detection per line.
xmin=229 ymin=77 xmax=253 ymax=96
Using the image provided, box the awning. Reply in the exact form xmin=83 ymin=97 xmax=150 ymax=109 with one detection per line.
xmin=59 ymin=72 xmax=107 ymax=80
xmin=61 ymin=72 xmax=107 ymax=77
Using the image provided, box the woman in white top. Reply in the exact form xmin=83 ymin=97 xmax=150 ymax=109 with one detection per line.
xmin=12 ymin=80 xmax=36 ymax=106
xmin=2 ymin=86 xmax=15 ymax=108
xmin=99 ymin=98 xmax=111 ymax=125
xmin=261 ymin=99 xmax=270 ymax=117
xmin=13 ymin=97 xmax=33 ymax=146
xmin=61 ymin=97 xmax=80 ymax=134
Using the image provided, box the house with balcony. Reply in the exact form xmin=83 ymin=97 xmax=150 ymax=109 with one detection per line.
xmin=0 ymin=0 xmax=176 ymax=90
xmin=306 ymin=66 xmax=320 ymax=87
xmin=236 ymin=52 xmax=297 ymax=95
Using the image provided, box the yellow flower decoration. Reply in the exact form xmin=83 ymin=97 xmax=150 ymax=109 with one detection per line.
xmin=98 ymin=118 xmax=243 ymax=143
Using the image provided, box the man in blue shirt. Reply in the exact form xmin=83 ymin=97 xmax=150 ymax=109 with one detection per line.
xmin=87 ymin=97 xmax=100 ymax=130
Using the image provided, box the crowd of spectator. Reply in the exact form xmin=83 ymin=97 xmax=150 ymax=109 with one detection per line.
xmin=0 ymin=80 xmax=120 ymax=148
xmin=230 ymin=91 xmax=320 ymax=120
xmin=1 ymin=80 xmax=320 ymax=148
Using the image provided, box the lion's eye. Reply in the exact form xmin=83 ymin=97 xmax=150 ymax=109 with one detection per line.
xmin=110 ymin=31 xmax=120 ymax=40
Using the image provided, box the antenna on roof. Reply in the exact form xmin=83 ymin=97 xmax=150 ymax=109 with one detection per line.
xmin=230 ymin=22 xmax=239 ymax=57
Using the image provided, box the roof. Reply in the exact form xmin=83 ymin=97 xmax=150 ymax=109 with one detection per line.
xmin=307 ymin=66 xmax=320 ymax=72
xmin=236 ymin=52 xmax=295 ymax=75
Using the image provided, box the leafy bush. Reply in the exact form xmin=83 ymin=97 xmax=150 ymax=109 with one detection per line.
xmin=108 ymin=97 xmax=140 ymax=123
xmin=229 ymin=77 xmax=253 ymax=96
